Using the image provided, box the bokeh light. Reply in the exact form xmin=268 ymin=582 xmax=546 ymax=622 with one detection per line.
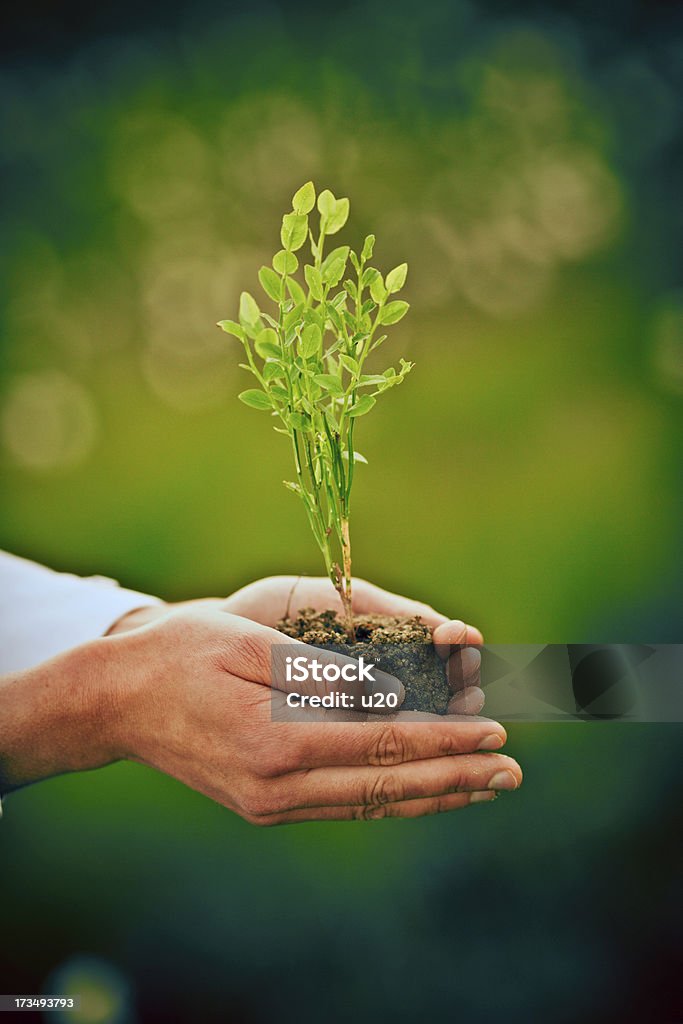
xmin=47 ymin=956 xmax=132 ymax=1024
xmin=1 ymin=370 xmax=98 ymax=470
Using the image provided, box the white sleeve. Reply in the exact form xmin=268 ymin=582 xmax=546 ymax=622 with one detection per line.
xmin=0 ymin=551 xmax=162 ymax=674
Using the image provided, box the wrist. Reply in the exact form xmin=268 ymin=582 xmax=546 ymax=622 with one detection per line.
xmin=0 ymin=636 xmax=128 ymax=793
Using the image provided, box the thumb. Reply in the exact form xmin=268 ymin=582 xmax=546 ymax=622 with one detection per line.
xmin=352 ymin=579 xmax=448 ymax=629
xmin=220 ymin=612 xmax=404 ymax=712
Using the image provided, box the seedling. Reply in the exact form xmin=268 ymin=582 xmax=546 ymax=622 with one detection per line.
xmin=218 ymin=182 xmax=413 ymax=639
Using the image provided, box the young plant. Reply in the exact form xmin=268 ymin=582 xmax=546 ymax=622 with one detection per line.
xmin=217 ymin=181 xmax=413 ymax=639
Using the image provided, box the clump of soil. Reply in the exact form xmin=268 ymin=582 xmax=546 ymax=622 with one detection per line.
xmin=278 ymin=608 xmax=449 ymax=715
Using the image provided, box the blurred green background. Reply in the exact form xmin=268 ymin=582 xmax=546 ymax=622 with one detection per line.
xmin=1 ymin=1 xmax=681 ymax=1021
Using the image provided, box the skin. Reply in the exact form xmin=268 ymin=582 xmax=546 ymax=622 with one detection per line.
xmin=0 ymin=576 xmax=522 ymax=825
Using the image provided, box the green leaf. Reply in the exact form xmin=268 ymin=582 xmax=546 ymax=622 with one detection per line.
xmin=340 ymin=354 xmax=359 ymax=375
xmin=281 ymin=213 xmax=308 ymax=251
xmin=321 ymin=245 xmax=349 ymax=285
xmin=343 ymin=279 xmax=358 ymax=301
xmin=303 ymin=306 xmax=323 ymax=329
xmin=380 ymin=300 xmax=409 ymax=325
xmin=304 ymin=264 xmax=323 ymax=300
xmin=292 ymin=181 xmax=315 ymax=215
xmin=385 ymin=263 xmax=408 ymax=294
xmin=270 ymin=385 xmax=289 ymax=400
xmin=378 ymin=366 xmax=400 ymax=388
xmin=273 ymin=250 xmax=298 ymax=275
xmin=317 ymin=189 xmax=336 ymax=218
xmin=283 ymin=301 xmax=304 ymax=332
xmin=369 ymin=274 xmax=387 ymax=304
xmin=299 ymin=323 xmax=321 ymax=359
xmin=325 ymin=197 xmax=349 ymax=235
xmin=314 ymin=373 xmax=345 ymax=397
xmin=348 ymin=394 xmax=376 ymax=417
xmin=361 ymin=235 xmax=375 ymax=261
xmin=238 ymin=389 xmax=272 ymax=410
xmin=358 ymin=374 xmax=387 ymax=387
xmin=326 ymin=303 xmax=343 ymax=333
xmin=349 ymin=251 xmax=360 ymax=273
xmin=287 ymin=278 xmax=306 ymax=305
xmin=342 ymin=450 xmax=368 ymax=464
xmin=322 ymin=257 xmax=346 ymax=286
xmin=323 ymin=245 xmax=349 ymax=269
xmin=289 ymin=411 xmax=311 ymax=431
xmin=216 ymin=319 xmax=244 ymax=340
xmin=258 ymin=266 xmax=284 ymax=303
xmin=263 ymin=361 xmax=284 ymax=381
xmin=254 ymin=328 xmax=281 ymax=359
xmin=239 ymin=291 xmax=261 ymax=328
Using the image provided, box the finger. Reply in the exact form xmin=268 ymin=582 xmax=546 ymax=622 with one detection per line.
xmin=465 ymin=624 xmax=484 ymax=645
xmin=351 ymin=579 xmax=448 ymax=628
xmin=267 ymin=752 xmax=522 ymax=812
xmin=206 ymin=610 xmax=300 ymax=685
xmin=253 ymin=790 xmax=497 ymax=825
xmin=216 ymin=612 xmax=403 ymax=711
xmin=433 ymin=619 xmax=485 ymax=657
xmin=446 ymin=646 xmax=481 ymax=691
xmin=447 ymin=686 xmax=485 ymax=715
xmin=271 ymin=644 xmax=405 ymax=714
xmin=279 ymin=576 xmax=345 ymax=619
xmin=282 ymin=714 xmax=508 ymax=769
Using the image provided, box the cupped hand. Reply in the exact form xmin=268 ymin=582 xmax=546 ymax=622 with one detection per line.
xmin=221 ymin=575 xmax=485 ymax=716
xmin=111 ymin=576 xmax=487 ymax=717
xmin=107 ymin=606 xmax=520 ymax=825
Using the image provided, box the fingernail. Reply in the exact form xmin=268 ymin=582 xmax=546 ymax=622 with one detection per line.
xmin=480 ymin=733 xmax=504 ymax=750
xmin=470 ymin=791 xmax=496 ymax=804
xmin=488 ymin=770 xmax=518 ymax=790
xmin=448 ymin=620 xmax=467 ymax=644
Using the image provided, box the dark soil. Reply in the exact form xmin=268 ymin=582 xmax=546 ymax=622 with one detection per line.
xmin=277 ymin=608 xmax=449 ymax=715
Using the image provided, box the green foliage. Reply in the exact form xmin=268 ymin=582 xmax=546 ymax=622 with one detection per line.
xmin=218 ymin=182 xmax=413 ymax=626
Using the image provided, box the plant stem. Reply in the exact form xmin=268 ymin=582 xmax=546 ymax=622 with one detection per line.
xmin=339 ymin=517 xmax=354 ymax=640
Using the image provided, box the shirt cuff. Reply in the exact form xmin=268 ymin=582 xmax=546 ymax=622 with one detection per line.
xmin=0 ymin=553 xmax=162 ymax=674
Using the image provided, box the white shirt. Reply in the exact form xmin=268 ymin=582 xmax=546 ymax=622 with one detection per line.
xmin=0 ymin=551 xmax=161 ymax=674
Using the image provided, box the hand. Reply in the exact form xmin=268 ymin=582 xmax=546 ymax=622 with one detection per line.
xmin=0 ymin=606 xmax=522 ymax=824
xmin=112 ymin=606 xmax=520 ymax=823
xmin=111 ymin=575 xmax=486 ymax=715
xmin=219 ymin=574 xmax=483 ymax=636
